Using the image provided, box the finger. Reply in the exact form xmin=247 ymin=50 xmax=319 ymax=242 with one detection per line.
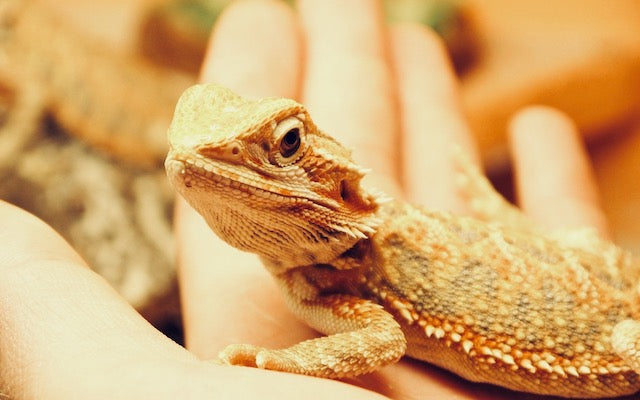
xmin=298 ymin=0 xmax=400 ymax=196
xmin=390 ymin=23 xmax=478 ymax=211
xmin=201 ymin=0 xmax=301 ymax=98
xmin=175 ymin=0 xmax=312 ymax=358
xmin=509 ymin=106 xmax=610 ymax=237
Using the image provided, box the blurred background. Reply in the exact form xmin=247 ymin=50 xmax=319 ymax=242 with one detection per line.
xmin=1 ymin=0 xmax=638 ymax=342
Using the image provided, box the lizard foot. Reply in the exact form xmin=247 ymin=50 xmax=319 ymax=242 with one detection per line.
xmin=611 ymin=319 xmax=640 ymax=373
xmin=214 ymin=295 xmax=406 ymax=378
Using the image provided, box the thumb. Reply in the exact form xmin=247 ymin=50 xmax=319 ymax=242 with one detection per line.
xmin=0 ymin=200 xmax=195 ymax=399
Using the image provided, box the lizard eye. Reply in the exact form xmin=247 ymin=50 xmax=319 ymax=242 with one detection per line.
xmin=280 ymin=128 xmax=300 ymax=158
xmin=273 ymin=116 xmax=305 ymax=164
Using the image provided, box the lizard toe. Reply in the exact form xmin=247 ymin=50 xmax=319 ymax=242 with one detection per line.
xmin=218 ymin=344 xmax=264 ymax=367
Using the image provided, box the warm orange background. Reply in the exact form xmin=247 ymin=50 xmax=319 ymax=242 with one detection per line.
xmin=37 ymin=0 xmax=640 ymax=255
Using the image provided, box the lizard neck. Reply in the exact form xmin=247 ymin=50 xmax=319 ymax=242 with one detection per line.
xmin=261 ymin=237 xmax=373 ymax=275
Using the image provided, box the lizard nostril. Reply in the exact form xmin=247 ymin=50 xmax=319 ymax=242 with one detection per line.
xmin=230 ymin=145 xmax=240 ymax=156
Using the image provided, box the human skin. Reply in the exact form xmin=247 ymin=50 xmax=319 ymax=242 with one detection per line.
xmin=177 ymin=0 xmax=609 ymax=399
xmin=0 ymin=0 xmax=608 ymax=399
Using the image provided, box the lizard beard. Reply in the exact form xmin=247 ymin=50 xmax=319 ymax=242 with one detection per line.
xmin=166 ymin=153 xmax=381 ymax=271
xmin=196 ymin=195 xmax=376 ymax=271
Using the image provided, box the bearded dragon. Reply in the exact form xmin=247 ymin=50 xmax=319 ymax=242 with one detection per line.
xmin=165 ymin=83 xmax=640 ymax=398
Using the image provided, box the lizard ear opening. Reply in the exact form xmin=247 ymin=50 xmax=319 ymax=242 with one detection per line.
xmin=339 ymin=179 xmax=352 ymax=202
xmin=339 ymin=178 xmax=380 ymax=215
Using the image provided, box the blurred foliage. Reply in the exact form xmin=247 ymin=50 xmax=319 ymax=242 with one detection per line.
xmin=142 ymin=0 xmax=474 ymax=73
xmin=159 ymin=0 xmax=465 ymax=43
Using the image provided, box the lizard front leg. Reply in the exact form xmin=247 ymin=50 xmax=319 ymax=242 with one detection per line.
xmin=219 ymin=294 xmax=407 ymax=378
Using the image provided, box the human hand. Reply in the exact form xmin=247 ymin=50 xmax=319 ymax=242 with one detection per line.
xmin=0 ymin=1 xmax=393 ymax=399
xmin=176 ymin=1 xmax=609 ymax=400
xmin=0 ymin=1 xmax=610 ymax=399
xmin=0 ymin=196 xmax=381 ymax=399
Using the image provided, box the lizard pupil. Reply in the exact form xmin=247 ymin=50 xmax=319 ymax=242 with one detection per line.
xmin=280 ymin=128 xmax=300 ymax=158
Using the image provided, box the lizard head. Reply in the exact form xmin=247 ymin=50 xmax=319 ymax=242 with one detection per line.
xmin=165 ymin=84 xmax=382 ymax=270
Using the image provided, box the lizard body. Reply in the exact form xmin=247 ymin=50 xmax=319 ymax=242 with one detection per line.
xmin=166 ymin=83 xmax=640 ymax=398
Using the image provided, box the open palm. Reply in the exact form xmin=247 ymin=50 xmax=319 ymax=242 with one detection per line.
xmin=0 ymin=1 xmax=609 ymax=399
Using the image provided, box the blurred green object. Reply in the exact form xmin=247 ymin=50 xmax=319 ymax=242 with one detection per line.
xmin=140 ymin=0 xmax=233 ymax=73
xmin=167 ymin=0 xmax=231 ymax=33
xmin=384 ymin=0 xmax=476 ymax=72
xmin=385 ymin=0 xmax=459 ymax=31
xmin=141 ymin=0 xmax=476 ymax=73
xmin=151 ymin=0 xmax=292 ymax=40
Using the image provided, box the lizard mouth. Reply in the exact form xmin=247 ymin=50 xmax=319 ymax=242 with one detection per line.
xmin=165 ymin=152 xmax=328 ymax=207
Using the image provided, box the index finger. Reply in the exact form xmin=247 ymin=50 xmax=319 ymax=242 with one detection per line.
xmin=509 ymin=106 xmax=610 ymax=237
xmin=390 ymin=24 xmax=479 ymax=212
xmin=298 ymin=0 xmax=401 ymax=196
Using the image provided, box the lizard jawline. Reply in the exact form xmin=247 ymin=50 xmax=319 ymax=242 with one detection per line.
xmin=166 ymin=155 xmax=307 ymax=205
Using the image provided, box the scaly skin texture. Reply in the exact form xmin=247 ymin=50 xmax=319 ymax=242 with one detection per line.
xmin=0 ymin=0 xmax=193 ymax=167
xmin=166 ymin=83 xmax=640 ymax=398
